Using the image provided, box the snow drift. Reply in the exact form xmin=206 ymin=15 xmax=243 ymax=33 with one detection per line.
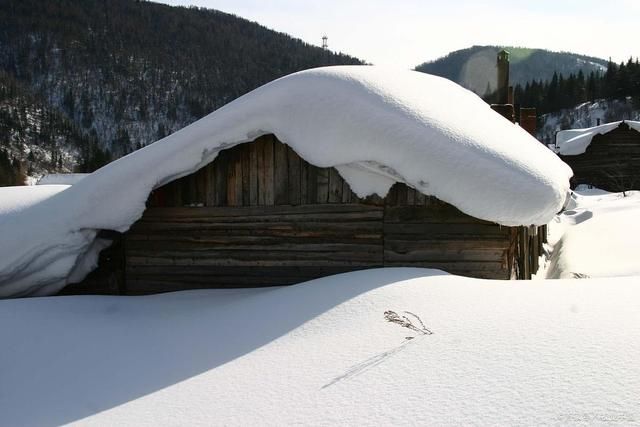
xmin=545 ymin=188 xmax=640 ymax=279
xmin=555 ymin=120 xmax=640 ymax=155
xmin=0 ymin=66 xmax=572 ymax=297
xmin=36 ymin=173 xmax=89 ymax=186
xmin=1 ymin=268 xmax=639 ymax=425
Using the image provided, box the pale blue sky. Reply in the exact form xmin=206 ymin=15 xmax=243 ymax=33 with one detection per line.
xmin=157 ymin=0 xmax=639 ymax=68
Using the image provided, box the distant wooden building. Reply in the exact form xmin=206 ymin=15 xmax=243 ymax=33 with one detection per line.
xmin=64 ymin=134 xmax=545 ymax=296
xmin=558 ymin=121 xmax=640 ymax=191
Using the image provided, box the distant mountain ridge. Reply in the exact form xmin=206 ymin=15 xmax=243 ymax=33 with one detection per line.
xmin=415 ymin=45 xmax=608 ymax=95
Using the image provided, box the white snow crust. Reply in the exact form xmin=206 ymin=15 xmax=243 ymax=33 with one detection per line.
xmin=556 ymin=120 xmax=640 ymax=155
xmin=1 ymin=268 xmax=639 ymax=426
xmin=0 ymin=66 xmax=571 ymax=297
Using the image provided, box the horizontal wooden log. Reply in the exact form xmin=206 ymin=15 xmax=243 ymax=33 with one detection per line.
xmin=126 ymin=234 xmax=382 ymax=244
xmin=141 ymin=203 xmax=382 ymax=217
xmin=384 ymin=247 xmax=506 ymax=263
xmin=126 ymin=265 xmax=361 ymax=276
xmin=384 ymin=238 xmax=511 ymax=251
xmin=136 ymin=212 xmax=383 ymax=224
xmin=126 ymin=240 xmax=382 ymax=253
xmin=382 ymin=260 xmax=506 ymax=271
xmin=384 ymin=222 xmax=511 ymax=236
xmin=384 ymin=205 xmax=490 ymax=224
xmin=127 ymin=256 xmax=380 ymax=267
xmin=126 ymin=248 xmax=382 ymax=263
xmin=129 ymin=223 xmax=383 ymax=236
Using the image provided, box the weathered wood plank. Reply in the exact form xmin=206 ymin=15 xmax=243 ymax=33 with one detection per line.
xmin=234 ymin=150 xmax=243 ymax=206
xmin=384 ymin=238 xmax=511 ymax=251
xmin=139 ymin=203 xmax=383 ymax=218
xmin=384 ymin=222 xmax=511 ymax=236
xmin=307 ymin=164 xmax=318 ymax=203
xmin=205 ymin=162 xmax=216 ymax=206
xmin=249 ymin=142 xmax=259 ymax=206
xmin=288 ymin=146 xmax=301 ymax=205
xmin=385 ymin=205 xmax=493 ymax=224
xmin=128 ymin=256 xmax=381 ymax=267
xmin=383 ymin=248 xmax=506 ymax=263
xmin=274 ymin=140 xmax=289 ymax=205
xmin=342 ymin=178 xmax=352 ymax=203
xmin=263 ymin=136 xmax=275 ymax=205
xmin=127 ymin=240 xmax=382 ymax=253
xmin=328 ymin=168 xmax=343 ymax=203
xmin=130 ymin=224 xmax=384 ymax=238
xmin=214 ymin=150 xmax=228 ymax=206
xmin=300 ymin=158 xmax=308 ymax=205
xmin=241 ymin=144 xmax=251 ymax=206
xmin=226 ymin=149 xmax=239 ymax=206
xmin=316 ymin=168 xmax=329 ymax=203
xmin=126 ymin=265 xmax=361 ymax=277
xmin=382 ymin=260 xmax=505 ymax=271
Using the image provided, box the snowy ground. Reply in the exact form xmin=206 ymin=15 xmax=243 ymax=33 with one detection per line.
xmin=541 ymin=187 xmax=640 ymax=279
xmin=1 ymin=267 xmax=640 ymax=426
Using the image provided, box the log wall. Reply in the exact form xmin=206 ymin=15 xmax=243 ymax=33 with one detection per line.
xmin=66 ymin=134 xmax=543 ymax=295
xmin=125 ymin=204 xmax=384 ymax=293
xmin=560 ymin=123 xmax=640 ymax=192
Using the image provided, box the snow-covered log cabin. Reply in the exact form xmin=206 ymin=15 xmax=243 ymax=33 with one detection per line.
xmin=555 ymin=120 xmax=640 ymax=191
xmin=0 ymin=66 xmax=572 ymax=298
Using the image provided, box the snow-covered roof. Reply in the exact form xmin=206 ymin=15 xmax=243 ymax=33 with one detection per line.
xmin=37 ymin=173 xmax=89 ymax=185
xmin=0 ymin=66 xmax=571 ymax=297
xmin=556 ymin=120 xmax=640 ymax=155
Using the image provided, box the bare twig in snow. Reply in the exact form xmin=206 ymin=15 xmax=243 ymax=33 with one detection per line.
xmin=384 ymin=310 xmax=433 ymax=336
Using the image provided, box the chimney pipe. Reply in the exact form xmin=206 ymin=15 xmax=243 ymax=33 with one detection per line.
xmin=497 ymin=49 xmax=510 ymax=104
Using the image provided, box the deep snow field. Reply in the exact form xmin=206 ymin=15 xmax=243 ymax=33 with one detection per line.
xmin=1 ymin=189 xmax=640 ymax=426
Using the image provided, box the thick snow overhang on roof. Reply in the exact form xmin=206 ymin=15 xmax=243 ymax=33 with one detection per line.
xmin=556 ymin=120 xmax=640 ymax=156
xmin=0 ymin=66 xmax=572 ymax=297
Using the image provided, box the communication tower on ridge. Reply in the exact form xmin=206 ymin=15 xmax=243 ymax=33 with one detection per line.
xmin=322 ymin=35 xmax=328 ymax=49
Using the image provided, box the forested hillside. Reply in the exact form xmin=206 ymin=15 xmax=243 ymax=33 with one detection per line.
xmin=0 ymin=71 xmax=107 ymax=185
xmin=515 ymin=58 xmax=640 ymax=114
xmin=0 ymin=0 xmax=362 ymax=184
